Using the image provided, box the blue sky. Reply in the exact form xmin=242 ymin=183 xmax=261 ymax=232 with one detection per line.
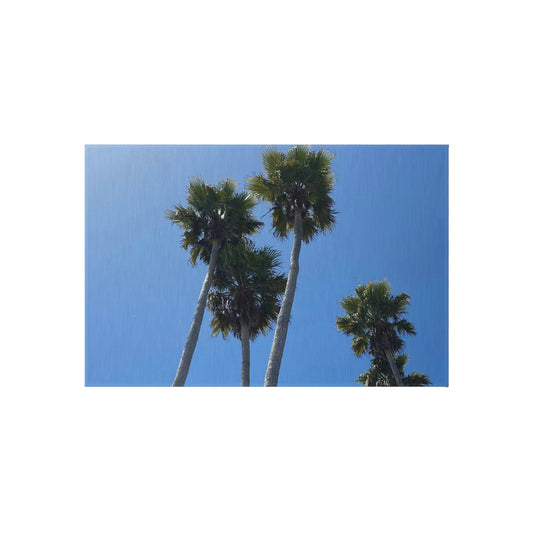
xmin=85 ymin=145 xmax=448 ymax=386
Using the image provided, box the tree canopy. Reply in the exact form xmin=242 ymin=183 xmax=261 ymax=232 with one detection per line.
xmin=355 ymin=354 xmax=431 ymax=387
xmin=336 ymin=280 xmax=416 ymax=360
xmin=166 ymin=177 xmax=262 ymax=265
xmin=208 ymin=242 xmax=287 ymax=341
xmin=247 ymin=145 xmax=337 ymax=243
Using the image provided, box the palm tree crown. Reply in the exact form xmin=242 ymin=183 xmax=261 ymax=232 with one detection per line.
xmin=166 ymin=177 xmax=262 ymax=265
xmin=336 ymin=280 xmax=416 ymax=360
xmin=208 ymin=243 xmax=287 ymax=341
xmin=247 ymin=145 xmax=337 ymax=242
xmin=355 ymin=354 xmax=431 ymax=387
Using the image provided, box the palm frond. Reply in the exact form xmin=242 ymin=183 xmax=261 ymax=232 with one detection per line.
xmin=262 ymin=147 xmax=285 ymax=176
xmin=403 ymin=372 xmax=432 ymax=386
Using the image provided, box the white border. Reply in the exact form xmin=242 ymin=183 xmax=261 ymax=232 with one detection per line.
xmin=2 ymin=1 xmax=531 ymax=531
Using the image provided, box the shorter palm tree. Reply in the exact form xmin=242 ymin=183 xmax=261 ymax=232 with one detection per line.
xmin=207 ymin=242 xmax=287 ymax=386
xmin=355 ymin=354 xmax=431 ymax=387
xmin=336 ymin=280 xmax=416 ymax=387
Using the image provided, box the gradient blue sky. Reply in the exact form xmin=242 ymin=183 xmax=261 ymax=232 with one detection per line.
xmin=85 ymin=145 xmax=448 ymax=386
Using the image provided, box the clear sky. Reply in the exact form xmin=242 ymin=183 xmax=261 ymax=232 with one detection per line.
xmin=85 ymin=145 xmax=448 ymax=386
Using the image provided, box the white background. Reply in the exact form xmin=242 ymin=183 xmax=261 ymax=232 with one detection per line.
xmin=1 ymin=1 xmax=531 ymax=531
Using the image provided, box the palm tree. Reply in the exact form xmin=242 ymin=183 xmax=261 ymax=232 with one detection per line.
xmin=207 ymin=242 xmax=287 ymax=386
xmin=355 ymin=354 xmax=431 ymax=387
xmin=248 ymin=146 xmax=336 ymax=386
xmin=336 ymin=280 xmax=416 ymax=387
xmin=166 ymin=177 xmax=262 ymax=386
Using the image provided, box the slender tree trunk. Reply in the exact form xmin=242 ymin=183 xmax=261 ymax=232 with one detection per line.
xmin=264 ymin=209 xmax=303 ymax=386
xmin=172 ymin=240 xmax=221 ymax=386
xmin=384 ymin=351 xmax=404 ymax=387
xmin=240 ymin=321 xmax=250 ymax=387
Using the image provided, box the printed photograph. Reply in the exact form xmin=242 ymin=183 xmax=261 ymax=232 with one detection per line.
xmin=85 ymin=145 xmax=448 ymax=386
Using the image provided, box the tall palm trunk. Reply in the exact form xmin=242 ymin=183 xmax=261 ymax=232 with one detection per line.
xmin=173 ymin=240 xmax=221 ymax=386
xmin=264 ymin=210 xmax=303 ymax=386
xmin=384 ymin=350 xmax=404 ymax=387
xmin=240 ymin=320 xmax=250 ymax=387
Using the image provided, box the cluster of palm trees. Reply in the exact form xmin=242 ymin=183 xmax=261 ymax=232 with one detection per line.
xmin=336 ymin=280 xmax=431 ymax=386
xmin=167 ymin=145 xmax=430 ymax=387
